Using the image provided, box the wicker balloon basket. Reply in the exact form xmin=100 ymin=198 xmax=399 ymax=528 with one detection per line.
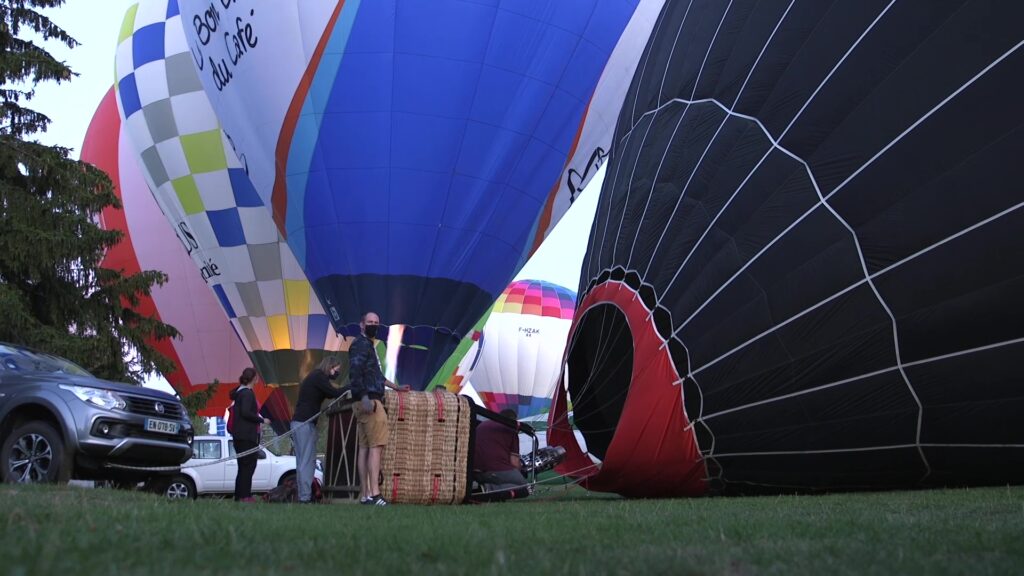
xmin=380 ymin=389 xmax=473 ymax=504
xmin=325 ymin=389 xmax=473 ymax=505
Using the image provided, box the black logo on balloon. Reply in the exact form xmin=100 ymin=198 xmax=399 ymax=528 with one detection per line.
xmin=175 ymin=221 xmax=199 ymax=255
xmin=566 ymin=147 xmax=608 ymax=204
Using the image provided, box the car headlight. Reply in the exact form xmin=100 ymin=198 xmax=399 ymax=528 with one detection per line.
xmin=59 ymin=385 xmax=126 ymax=410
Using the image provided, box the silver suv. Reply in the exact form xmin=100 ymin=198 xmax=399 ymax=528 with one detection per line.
xmin=0 ymin=342 xmax=194 ymax=485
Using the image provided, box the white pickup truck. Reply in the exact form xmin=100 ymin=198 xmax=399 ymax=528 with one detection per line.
xmin=156 ymin=435 xmax=323 ymax=500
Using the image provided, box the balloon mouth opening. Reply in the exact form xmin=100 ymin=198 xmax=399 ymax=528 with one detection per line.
xmin=566 ymin=303 xmax=634 ymax=462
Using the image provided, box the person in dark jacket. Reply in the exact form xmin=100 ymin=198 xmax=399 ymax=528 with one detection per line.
xmin=472 ymin=409 xmax=529 ymax=501
xmin=349 ymin=311 xmax=408 ymax=506
xmin=230 ymin=367 xmax=268 ymax=502
xmin=290 ymin=356 xmax=347 ymax=503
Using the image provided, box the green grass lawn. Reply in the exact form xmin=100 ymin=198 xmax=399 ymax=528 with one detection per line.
xmin=1 ymin=483 xmax=1022 ymax=575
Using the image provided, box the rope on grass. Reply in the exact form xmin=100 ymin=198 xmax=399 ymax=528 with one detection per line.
xmin=469 ymin=463 xmax=597 ymax=500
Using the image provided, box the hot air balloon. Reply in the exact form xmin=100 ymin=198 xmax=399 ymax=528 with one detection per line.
xmin=83 ymin=87 xmax=258 ymax=416
xmin=175 ymin=0 xmax=642 ymax=389
xmin=471 ymin=280 xmax=575 ymax=419
xmin=114 ymin=0 xmax=343 ymax=404
xmin=427 ymin=310 xmax=489 ymax=394
xmin=530 ymin=0 xmax=666 ymax=254
xmin=550 ymin=0 xmax=1024 ymax=497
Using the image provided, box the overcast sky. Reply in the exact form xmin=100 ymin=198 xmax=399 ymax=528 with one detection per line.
xmin=28 ymin=0 xmax=136 ymax=154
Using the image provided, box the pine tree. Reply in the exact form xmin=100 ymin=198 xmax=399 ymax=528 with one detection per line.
xmin=0 ymin=0 xmax=179 ymax=382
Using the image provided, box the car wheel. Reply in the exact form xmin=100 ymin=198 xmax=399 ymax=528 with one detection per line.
xmin=1 ymin=421 xmax=70 ymax=484
xmin=162 ymin=475 xmax=196 ymax=500
xmin=278 ymin=471 xmax=296 ymax=487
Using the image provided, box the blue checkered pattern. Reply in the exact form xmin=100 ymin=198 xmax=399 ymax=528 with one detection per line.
xmin=114 ymin=0 xmax=341 ymax=365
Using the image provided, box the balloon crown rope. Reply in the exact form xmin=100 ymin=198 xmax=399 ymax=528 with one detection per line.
xmin=103 ymin=391 xmax=573 ymax=499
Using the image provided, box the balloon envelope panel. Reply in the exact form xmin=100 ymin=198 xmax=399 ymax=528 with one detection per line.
xmin=429 ymin=312 xmax=489 ymax=394
xmin=530 ymin=0 xmax=667 ymax=254
xmin=551 ymin=0 xmax=1024 ymax=496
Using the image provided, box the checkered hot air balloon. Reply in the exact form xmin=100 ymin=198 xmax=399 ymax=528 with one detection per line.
xmin=114 ymin=0 xmax=344 ymax=405
xmin=84 ymin=87 xmax=262 ymax=416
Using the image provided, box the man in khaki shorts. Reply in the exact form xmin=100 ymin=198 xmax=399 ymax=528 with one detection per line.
xmin=348 ymin=312 xmax=408 ymax=506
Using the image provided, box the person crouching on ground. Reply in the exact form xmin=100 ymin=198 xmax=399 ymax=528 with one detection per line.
xmin=230 ymin=367 xmax=269 ymax=502
xmin=290 ymin=356 xmax=347 ymax=504
xmin=473 ymin=409 xmax=530 ymax=501
xmin=348 ymin=311 xmax=408 ymax=506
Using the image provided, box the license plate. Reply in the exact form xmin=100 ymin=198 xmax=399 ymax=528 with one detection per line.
xmin=145 ymin=418 xmax=180 ymax=435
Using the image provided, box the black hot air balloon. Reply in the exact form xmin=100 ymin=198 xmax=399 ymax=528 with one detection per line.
xmin=549 ymin=0 xmax=1024 ymax=497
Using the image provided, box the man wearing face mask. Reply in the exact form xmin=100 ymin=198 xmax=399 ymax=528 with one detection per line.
xmin=349 ymin=311 xmax=409 ymax=506
xmin=290 ymin=355 xmax=347 ymax=503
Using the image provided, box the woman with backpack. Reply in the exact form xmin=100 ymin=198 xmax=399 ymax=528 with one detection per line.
xmin=230 ymin=367 xmax=269 ymax=502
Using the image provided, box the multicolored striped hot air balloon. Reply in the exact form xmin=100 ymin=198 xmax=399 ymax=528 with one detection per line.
xmin=471 ymin=279 xmax=576 ymax=419
xmin=113 ymin=0 xmax=343 ymax=404
xmin=83 ymin=87 xmax=262 ymax=416
xmin=175 ymin=0 xmax=642 ymax=389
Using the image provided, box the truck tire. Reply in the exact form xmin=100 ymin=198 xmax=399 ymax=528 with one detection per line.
xmin=1 ymin=421 xmax=71 ymax=484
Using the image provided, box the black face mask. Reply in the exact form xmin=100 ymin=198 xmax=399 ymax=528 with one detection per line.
xmin=364 ymin=324 xmax=379 ymax=339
